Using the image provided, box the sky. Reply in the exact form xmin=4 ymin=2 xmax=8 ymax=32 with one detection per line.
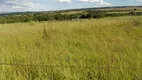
xmin=0 ymin=0 xmax=142 ymax=12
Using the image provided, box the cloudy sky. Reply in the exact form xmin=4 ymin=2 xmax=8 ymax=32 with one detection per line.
xmin=0 ymin=0 xmax=142 ymax=12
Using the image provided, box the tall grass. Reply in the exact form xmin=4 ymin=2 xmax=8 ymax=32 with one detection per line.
xmin=0 ymin=16 xmax=142 ymax=80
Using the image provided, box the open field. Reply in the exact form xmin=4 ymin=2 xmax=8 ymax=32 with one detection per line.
xmin=0 ymin=16 xmax=142 ymax=80
xmin=60 ymin=7 xmax=142 ymax=15
xmin=61 ymin=11 xmax=83 ymax=14
xmin=106 ymin=11 xmax=142 ymax=14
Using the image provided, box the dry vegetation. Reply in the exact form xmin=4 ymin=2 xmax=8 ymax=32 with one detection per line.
xmin=0 ymin=16 xmax=142 ymax=80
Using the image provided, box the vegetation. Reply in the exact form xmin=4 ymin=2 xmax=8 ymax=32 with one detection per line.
xmin=0 ymin=16 xmax=142 ymax=79
xmin=1 ymin=7 xmax=142 ymax=24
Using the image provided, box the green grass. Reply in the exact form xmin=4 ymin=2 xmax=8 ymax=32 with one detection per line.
xmin=106 ymin=11 xmax=142 ymax=14
xmin=61 ymin=11 xmax=83 ymax=14
xmin=0 ymin=16 xmax=142 ymax=80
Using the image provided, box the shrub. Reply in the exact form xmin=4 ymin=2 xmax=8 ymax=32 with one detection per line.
xmin=86 ymin=10 xmax=104 ymax=19
xmin=129 ymin=11 xmax=136 ymax=16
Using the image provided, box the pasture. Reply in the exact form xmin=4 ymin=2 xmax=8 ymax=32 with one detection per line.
xmin=0 ymin=16 xmax=142 ymax=80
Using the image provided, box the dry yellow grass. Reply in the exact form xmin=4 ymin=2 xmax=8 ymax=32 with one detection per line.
xmin=0 ymin=16 xmax=142 ymax=80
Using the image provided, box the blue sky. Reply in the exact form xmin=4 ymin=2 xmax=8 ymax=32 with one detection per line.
xmin=0 ymin=0 xmax=142 ymax=12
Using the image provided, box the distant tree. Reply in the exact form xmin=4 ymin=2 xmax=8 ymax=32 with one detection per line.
xmin=70 ymin=14 xmax=78 ymax=20
xmin=80 ymin=14 xmax=88 ymax=19
xmin=86 ymin=10 xmax=94 ymax=18
xmin=129 ymin=11 xmax=136 ymax=16
xmin=54 ymin=13 xmax=62 ymax=20
xmin=93 ymin=10 xmax=104 ymax=18
xmin=86 ymin=10 xmax=104 ymax=18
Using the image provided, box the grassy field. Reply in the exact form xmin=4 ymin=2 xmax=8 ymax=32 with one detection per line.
xmin=106 ymin=11 xmax=142 ymax=14
xmin=0 ymin=16 xmax=142 ymax=80
xmin=61 ymin=11 xmax=83 ymax=14
xmin=60 ymin=7 xmax=142 ymax=15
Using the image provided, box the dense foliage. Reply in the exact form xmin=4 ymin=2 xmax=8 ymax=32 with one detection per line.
xmin=0 ymin=10 xmax=142 ymax=24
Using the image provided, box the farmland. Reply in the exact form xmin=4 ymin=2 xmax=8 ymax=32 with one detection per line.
xmin=0 ymin=16 xmax=142 ymax=79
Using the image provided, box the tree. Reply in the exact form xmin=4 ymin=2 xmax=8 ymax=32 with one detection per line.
xmin=93 ymin=10 xmax=104 ymax=18
xmin=129 ymin=11 xmax=136 ymax=16
xmin=86 ymin=10 xmax=104 ymax=19
xmin=54 ymin=13 xmax=62 ymax=20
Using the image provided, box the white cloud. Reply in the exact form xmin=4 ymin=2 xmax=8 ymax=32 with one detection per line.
xmin=56 ymin=0 xmax=72 ymax=3
xmin=78 ymin=0 xmax=112 ymax=7
xmin=7 ymin=0 xmax=40 ymax=9
xmin=0 ymin=0 xmax=43 ymax=12
xmin=136 ymin=0 xmax=142 ymax=2
xmin=0 ymin=0 xmax=113 ymax=12
xmin=133 ymin=0 xmax=142 ymax=5
xmin=79 ymin=0 xmax=102 ymax=3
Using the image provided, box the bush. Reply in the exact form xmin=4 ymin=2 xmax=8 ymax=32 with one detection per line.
xmin=129 ymin=11 xmax=136 ymax=16
xmin=86 ymin=10 xmax=104 ymax=19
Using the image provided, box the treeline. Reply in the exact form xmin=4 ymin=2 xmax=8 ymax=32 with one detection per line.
xmin=0 ymin=10 xmax=142 ymax=24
